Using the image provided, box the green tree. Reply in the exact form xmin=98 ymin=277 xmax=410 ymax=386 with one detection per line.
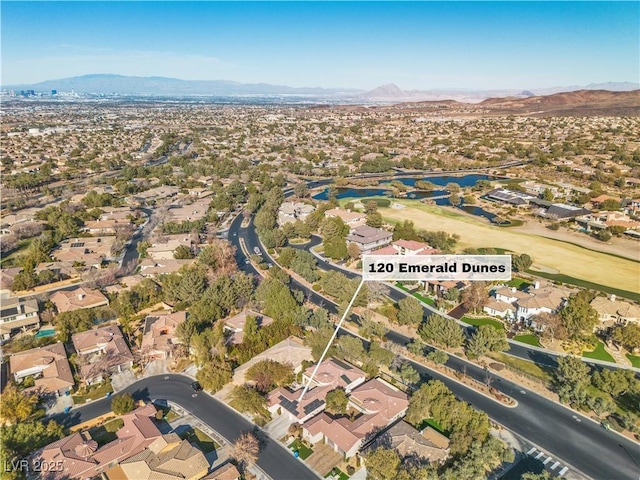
xmin=612 ymin=324 xmax=640 ymax=352
xmin=395 ymin=362 xmax=420 ymax=386
xmin=305 ymin=327 xmax=337 ymax=361
xmin=230 ymin=385 xmax=268 ymax=418
xmin=359 ymin=316 xmax=387 ymax=341
xmin=325 ymin=388 xmax=349 ymax=414
xmin=111 ymin=393 xmax=136 ymax=415
xmin=196 ymin=360 xmax=233 ymax=392
xmin=256 ymin=277 xmax=299 ymax=322
xmin=0 ymin=383 xmax=38 ymax=424
xmin=512 ymin=254 xmax=533 ymax=272
xmin=559 ymin=293 xmax=598 ymax=340
xmin=294 ymin=182 xmax=309 ymax=198
xmin=419 ymin=315 xmax=465 ymax=348
xmin=392 ymin=220 xmax=420 ymax=241
xmin=426 ymin=349 xmax=449 ymax=365
xmin=246 ymin=360 xmax=294 ymax=392
xmin=366 ymin=211 xmax=384 ymax=228
xmin=601 ymin=199 xmax=621 ymax=211
xmin=173 ymin=244 xmax=194 ymax=259
xmin=323 ymin=236 xmax=348 ymax=260
xmin=592 ymin=368 xmax=638 ymax=396
xmin=555 ymin=356 xmax=591 ymax=403
xmin=365 ymin=448 xmax=401 ymax=480
xmin=397 ymin=296 xmax=424 ymax=326
xmin=337 ymin=335 xmax=366 ymax=363
xmin=405 ymin=383 xmax=433 ymax=426
xmin=466 ymin=325 xmax=509 ymax=358
xmin=1 ymin=420 xmax=64 ymax=479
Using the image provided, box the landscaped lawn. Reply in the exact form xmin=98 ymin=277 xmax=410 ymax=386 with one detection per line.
xmin=289 ymin=439 xmax=313 ymax=460
xmin=179 ymin=427 xmax=219 ymax=453
xmin=324 ymin=468 xmax=349 ymax=480
xmin=395 ymin=283 xmax=435 ymax=305
xmin=626 ymin=354 xmax=640 ymax=368
xmin=72 ymin=380 xmax=114 ymax=405
xmin=513 ymin=334 xmax=542 ymax=347
xmin=507 ymin=277 xmax=531 ymax=290
xmin=89 ymin=418 xmax=124 ymax=446
xmin=417 ymin=418 xmax=449 ymax=436
xmin=461 ymin=316 xmax=504 ymax=330
xmin=412 ymin=291 xmax=435 ymax=306
xmin=583 ymin=342 xmax=616 ymax=363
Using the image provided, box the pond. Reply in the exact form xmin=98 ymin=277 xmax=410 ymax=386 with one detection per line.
xmin=380 ymin=173 xmax=494 ymax=188
xmin=313 ymin=174 xmax=494 ymax=201
xmin=312 ymin=176 xmax=501 ymax=222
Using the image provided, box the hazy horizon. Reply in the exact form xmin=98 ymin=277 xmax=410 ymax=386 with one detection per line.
xmin=2 ymin=2 xmax=638 ymax=90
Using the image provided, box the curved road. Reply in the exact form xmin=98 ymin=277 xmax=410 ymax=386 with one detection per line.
xmin=228 ymin=210 xmax=640 ymax=479
xmin=53 ymin=374 xmax=318 ymax=480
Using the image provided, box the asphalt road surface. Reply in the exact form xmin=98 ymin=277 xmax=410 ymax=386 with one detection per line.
xmin=52 ymin=374 xmax=318 ymax=480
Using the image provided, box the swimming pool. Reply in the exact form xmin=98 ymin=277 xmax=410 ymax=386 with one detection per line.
xmin=34 ymin=329 xmax=56 ymax=338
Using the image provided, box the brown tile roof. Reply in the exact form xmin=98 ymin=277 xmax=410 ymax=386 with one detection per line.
xmin=141 ymin=311 xmax=187 ymax=354
xmin=485 ymin=299 xmax=515 ymax=313
xmin=31 ymin=405 xmax=163 ymax=480
xmin=118 ymin=438 xmax=209 ymax=480
xmin=50 ymin=287 xmax=109 ymax=313
xmin=9 ymin=342 xmax=74 ymax=393
xmin=392 ymin=239 xmax=432 ymax=252
xmin=366 ymin=421 xmax=449 ymax=464
xmin=349 ymin=378 xmax=409 ymax=423
xmin=203 ymin=462 xmax=241 ymax=480
xmin=303 ymin=378 xmax=409 ymax=455
xmin=304 ymin=358 xmax=366 ymax=389
xmin=72 ymin=325 xmax=133 ymax=379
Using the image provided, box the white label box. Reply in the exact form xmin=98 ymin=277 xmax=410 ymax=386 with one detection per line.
xmin=362 ymin=254 xmax=512 ymax=281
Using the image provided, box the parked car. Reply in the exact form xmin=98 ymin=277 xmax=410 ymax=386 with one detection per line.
xmin=191 ymin=381 xmax=203 ymax=392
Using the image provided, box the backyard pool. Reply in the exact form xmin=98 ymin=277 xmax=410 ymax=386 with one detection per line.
xmin=34 ymin=329 xmax=56 ymax=338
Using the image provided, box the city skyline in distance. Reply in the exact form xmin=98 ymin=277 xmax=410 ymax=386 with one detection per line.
xmin=2 ymin=2 xmax=639 ymax=90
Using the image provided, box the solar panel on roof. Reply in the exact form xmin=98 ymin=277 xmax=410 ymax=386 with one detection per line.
xmin=331 ymin=358 xmax=352 ymax=370
xmin=340 ymin=374 xmax=352 ymax=384
xmin=303 ymin=399 xmax=324 ymax=415
xmin=71 ymin=242 xmax=84 ymax=248
xmin=279 ymin=396 xmax=299 ymax=415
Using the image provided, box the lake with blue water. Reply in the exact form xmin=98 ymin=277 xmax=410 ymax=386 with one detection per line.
xmin=312 ymin=174 xmax=500 ymax=221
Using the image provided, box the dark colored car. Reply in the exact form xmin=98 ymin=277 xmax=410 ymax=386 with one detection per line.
xmin=191 ymin=381 xmax=202 ymax=392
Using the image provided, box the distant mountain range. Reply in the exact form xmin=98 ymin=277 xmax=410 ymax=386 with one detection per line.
xmin=359 ymin=82 xmax=640 ymax=103
xmin=3 ymin=74 xmax=639 ymax=103
xmin=3 ymin=74 xmax=361 ymax=97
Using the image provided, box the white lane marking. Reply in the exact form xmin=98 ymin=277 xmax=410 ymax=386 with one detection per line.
xmin=550 ymin=462 xmax=560 ymax=470
xmin=559 ymin=467 xmax=569 ymax=475
xmin=535 ymin=452 xmax=544 ymax=459
xmin=526 ymin=447 xmax=537 ymax=455
xmin=543 ymin=457 xmax=552 ymax=465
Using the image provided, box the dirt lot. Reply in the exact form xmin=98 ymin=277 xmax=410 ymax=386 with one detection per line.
xmin=379 ymin=201 xmax=639 ymax=293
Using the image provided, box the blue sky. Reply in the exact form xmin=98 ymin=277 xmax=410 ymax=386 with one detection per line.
xmin=2 ymin=2 xmax=638 ymax=90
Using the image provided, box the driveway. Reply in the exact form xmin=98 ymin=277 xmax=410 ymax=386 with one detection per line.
xmin=110 ymin=369 xmax=137 ymax=392
xmin=263 ymin=413 xmax=293 ymax=441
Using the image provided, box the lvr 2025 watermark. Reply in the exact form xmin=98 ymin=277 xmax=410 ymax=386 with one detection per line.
xmin=4 ymin=459 xmax=64 ymax=474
